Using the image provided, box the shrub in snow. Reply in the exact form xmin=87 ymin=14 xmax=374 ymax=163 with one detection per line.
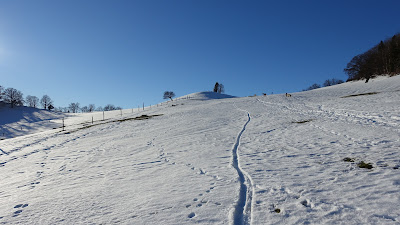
xmin=358 ymin=161 xmax=373 ymax=169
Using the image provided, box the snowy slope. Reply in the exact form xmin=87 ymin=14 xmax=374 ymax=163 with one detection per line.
xmin=0 ymin=76 xmax=399 ymax=224
xmin=0 ymin=104 xmax=65 ymax=140
xmin=0 ymin=104 xmax=151 ymax=140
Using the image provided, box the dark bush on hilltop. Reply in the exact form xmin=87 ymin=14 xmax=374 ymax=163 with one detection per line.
xmin=0 ymin=85 xmax=4 ymax=100
xmin=344 ymin=33 xmax=400 ymax=81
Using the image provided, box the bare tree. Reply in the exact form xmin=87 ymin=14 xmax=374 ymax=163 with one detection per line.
xmin=104 ymin=104 xmax=116 ymax=111
xmin=303 ymin=83 xmax=321 ymax=91
xmin=40 ymin=95 xmax=53 ymax=110
xmin=163 ymin=91 xmax=175 ymax=101
xmin=81 ymin=106 xmax=89 ymax=113
xmin=26 ymin=95 xmax=39 ymax=108
xmin=217 ymin=83 xmax=225 ymax=93
xmin=0 ymin=85 xmax=4 ymax=100
xmin=68 ymin=102 xmax=80 ymax=113
xmin=88 ymin=104 xmax=96 ymax=112
xmin=3 ymin=88 xmax=24 ymax=108
xmin=55 ymin=107 xmax=65 ymax=112
xmin=323 ymin=78 xmax=344 ymax=87
xmin=55 ymin=107 xmax=69 ymax=113
xmin=213 ymin=82 xmax=225 ymax=93
xmin=96 ymin=106 xmax=103 ymax=111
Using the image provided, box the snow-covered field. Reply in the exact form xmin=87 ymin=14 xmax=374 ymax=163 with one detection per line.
xmin=0 ymin=76 xmax=399 ymax=224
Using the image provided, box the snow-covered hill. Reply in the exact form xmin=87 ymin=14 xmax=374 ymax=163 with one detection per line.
xmin=0 ymin=76 xmax=399 ymax=224
xmin=0 ymin=104 xmax=65 ymax=140
xmin=180 ymin=91 xmax=236 ymax=100
xmin=0 ymin=91 xmax=236 ymax=140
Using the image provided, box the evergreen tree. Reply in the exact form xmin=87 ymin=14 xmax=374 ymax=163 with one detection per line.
xmin=213 ymin=82 xmax=219 ymax=92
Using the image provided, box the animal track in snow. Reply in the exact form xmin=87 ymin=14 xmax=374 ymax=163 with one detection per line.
xmin=17 ymin=181 xmax=40 ymax=189
xmin=12 ymin=204 xmax=28 ymax=217
xmin=13 ymin=210 xmax=23 ymax=217
xmin=14 ymin=204 xmax=29 ymax=208
xmin=36 ymin=171 xmax=44 ymax=177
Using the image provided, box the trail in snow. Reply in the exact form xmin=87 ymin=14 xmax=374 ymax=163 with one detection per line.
xmin=231 ymin=112 xmax=253 ymax=225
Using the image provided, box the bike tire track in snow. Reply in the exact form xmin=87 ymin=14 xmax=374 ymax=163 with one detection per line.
xmin=231 ymin=108 xmax=254 ymax=225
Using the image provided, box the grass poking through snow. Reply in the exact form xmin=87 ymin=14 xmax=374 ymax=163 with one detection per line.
xmin=292 ymin=120 xmax=312 ymax=124
xmin=341 ymin=92 xmax=378 ymax=98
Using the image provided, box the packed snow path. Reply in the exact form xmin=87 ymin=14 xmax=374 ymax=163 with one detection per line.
xmin=231 ymin=111 xmax=253 ymax=225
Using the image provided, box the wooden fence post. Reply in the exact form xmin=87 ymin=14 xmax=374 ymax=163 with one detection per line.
xmin=62 ymin=118 xmax=65 ymax=131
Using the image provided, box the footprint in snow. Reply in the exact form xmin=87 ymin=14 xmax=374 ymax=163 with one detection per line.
xmin=13 ymin=210 xmax=23 ymax=217
xmin=199 ymin=169 xmax=206 ymax=175
xmin=301 ymin=199 xmax=311 ymax=208
xmin=14 ymin=204 xmax=28 ymax=209
xmin=188 ymin=212 xmax=196 ymax=218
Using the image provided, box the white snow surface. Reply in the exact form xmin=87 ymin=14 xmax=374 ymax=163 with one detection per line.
xmin=1 ymin=76 xmax=400 ymax=224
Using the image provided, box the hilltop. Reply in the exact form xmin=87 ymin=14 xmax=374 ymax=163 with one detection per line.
xmin=180 ymin=91 xmax=236 ymax=100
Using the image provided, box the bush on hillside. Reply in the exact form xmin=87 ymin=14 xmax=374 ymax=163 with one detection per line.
xmin=303 ymin=83 xmax=321 ymax=91
xmin=323 ymin=78 xmax=344 ymax=87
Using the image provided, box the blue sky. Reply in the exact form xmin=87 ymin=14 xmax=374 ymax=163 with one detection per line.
xmin=1 ymin=0 xmax=399 ymax=109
